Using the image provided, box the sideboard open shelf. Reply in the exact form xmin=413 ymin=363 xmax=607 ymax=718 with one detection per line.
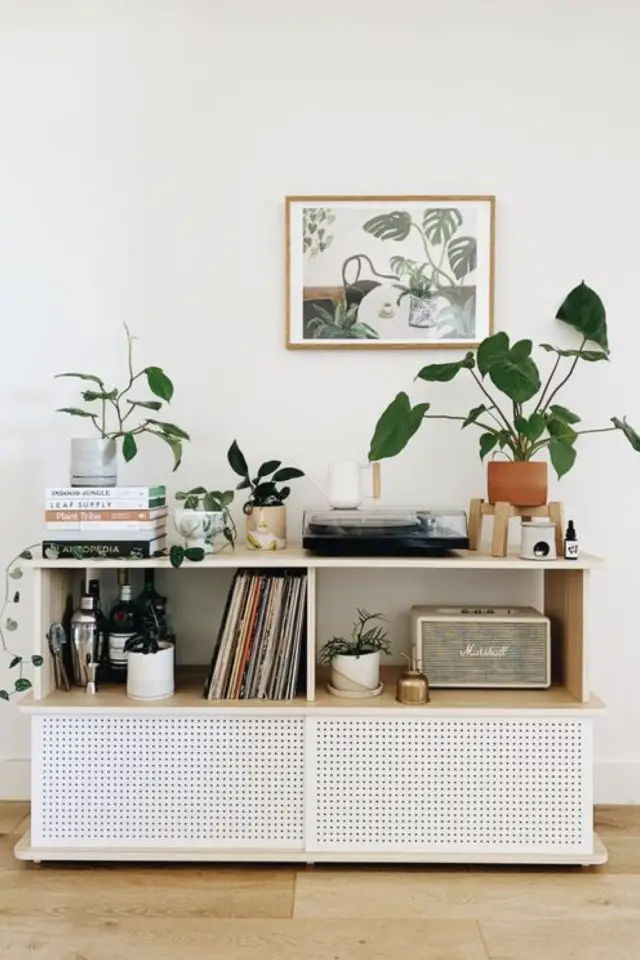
xmin=16 ymin=548 xmax=607 ymax=866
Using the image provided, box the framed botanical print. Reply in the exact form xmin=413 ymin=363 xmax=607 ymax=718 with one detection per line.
xmin=286 ymin=195 xmax=495 ymax=349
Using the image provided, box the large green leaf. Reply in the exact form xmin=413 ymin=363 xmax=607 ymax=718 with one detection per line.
xmin=416 ymin=354 xmax=473 ymax=382
xmin=546 ymin=417 xmax=577 ymax=445
xmin=145 ymin=366 xmax=174 ymax=402
xmin=257 ymin=460 xmax=281 ymax=478
xmin=549 ymin=439 xmax=577 ymax=478
xmin=556 ymin=282 xmax=609 ymax=351
xmin=422 ymin=208 xmax=462 ymax=245
xmin=368 ymin=392 xmax=429 ymax=461
xmin=272 ymin=467 xmax=305 ymax=482
xmin=447 ymin=236 xmax=477 ymax=280
xmin=362 ymin=211 xmax=412 ymax=242
xmin=227 ymin=440 xmax=249 ymax=478
xmin=122 ymin=433 xmax=138 ymax=462
xmin=549 ymin=404 xmax=581 ymax=425
xmin=477 ymin=332 xmax=509 ymax=377
xmin=524 ymin=412 xmax=546 ymax=442
xmin=510 ymin=340 xmax=532 ymax=362
xmin=539 ymin=343 xmax=608 ymax=362
xmin=148 ymin=420 xmax=190 ymax=440
xmin=489 ymin=356 xmax=541 ymax=403
xmin=612 ymin=416 xmax=640 ymax=451
xmin=153 ymin=432 xmax=182 ymax=471
xmin=479 ymin=432 xmax=499 ymax=459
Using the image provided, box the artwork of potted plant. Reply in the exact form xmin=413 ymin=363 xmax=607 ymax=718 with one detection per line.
xmin=368 ymin=282 xmax=640 ymax=506
xmin=320 ymin=608 xmax=391 ymax=698
xmin=174 ymin=487 xmax=236 ymax=554
xmin=124 ymin=628 xmax=174 ymax=701
xmin=55 ymin=324 xmax=189 ymax=486
xmin=393 ymin=263 xmax=437 ymax=330
xmin=227 ymin=441 xmax=304 ymax=550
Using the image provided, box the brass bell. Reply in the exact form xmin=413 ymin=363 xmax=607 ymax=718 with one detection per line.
xmin=396 ymin=652 xmax=430 ymax=705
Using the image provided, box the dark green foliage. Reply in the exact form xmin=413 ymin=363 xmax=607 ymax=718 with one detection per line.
xmin=368 ymin=282 xmax=640 ymax=479
xmin=320 ymin=609 xmax=391 ymax=663
xmin=228 ymin=441 xmax=304 ymax=510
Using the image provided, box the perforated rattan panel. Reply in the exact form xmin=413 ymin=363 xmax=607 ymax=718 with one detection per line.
xmin=309 ymin=717 xmax=591 ymax=854
xmin=33 ymin=716 xmax=305 ymax=848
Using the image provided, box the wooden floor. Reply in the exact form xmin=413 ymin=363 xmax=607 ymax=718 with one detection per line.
xmin=1 ymin=806 xmax=640 ymax=958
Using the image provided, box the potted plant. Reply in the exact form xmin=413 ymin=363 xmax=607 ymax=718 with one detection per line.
xmin=368 ymin=282 xmax=640 ymax=506
xmin=174 ymin=487 xmax=236 ymax=554
xmin=124 ymin=628 xmax=174 ymax=700
xmin=308 ymin=298 xmax=379 ymax=340
xmin=227 ymin=440 xmax=304 ymax=550
xmin=394 ymin=263 xmax=437 ymax=329
xmin=56 ymin=324 xmax=189 ymax=486
xmin=320 ymin=608 xmax=390 ymax=698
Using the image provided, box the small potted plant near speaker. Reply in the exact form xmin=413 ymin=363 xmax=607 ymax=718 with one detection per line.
xmin=56 ymin=324 xmax=189 ymax=486
xmin=227 ymin=440 xmax=304 ymax=550
xmin=320 ymin=608 xmax=390 ymax=698
xmin=369 ymin=282 xmax=640 ymax=506
xmin=124 ymin=629 xmax=174 ymax=701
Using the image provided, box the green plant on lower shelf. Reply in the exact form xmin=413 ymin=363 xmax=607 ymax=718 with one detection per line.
xmin=368 ymin=282 xmax=640 ymax=478
xmin=0 ymin=546 xmax=43 ymax=701
xmin=124 ymin=628 xmax=163 ymax=655
xmin=320 ymin=609 xmax=391 ymax=663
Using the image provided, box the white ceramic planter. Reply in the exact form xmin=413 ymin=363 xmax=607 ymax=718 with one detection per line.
xmin=245 ymin=505 xmax=286 ymax=550
xmin=174 ymin=509 xmax=225 ymax=553
xmin=330 ymin=651 xmax=380 ymax=695
xmin=70 ymin=438 xmax=118 ymax=487
xmin=126 ymin=642 xmax=174 ymax=701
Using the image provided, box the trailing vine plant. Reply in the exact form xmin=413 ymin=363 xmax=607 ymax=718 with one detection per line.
xmin=0 ymin=546 xmax=42 ymax=701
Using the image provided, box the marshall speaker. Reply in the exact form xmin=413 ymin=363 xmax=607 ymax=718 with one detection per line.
xmin=410 ymin=605 xmax=551 ymax=689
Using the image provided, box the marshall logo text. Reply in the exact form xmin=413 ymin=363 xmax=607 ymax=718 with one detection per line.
xmin=459 ymin=643 xmax=510 ymax=658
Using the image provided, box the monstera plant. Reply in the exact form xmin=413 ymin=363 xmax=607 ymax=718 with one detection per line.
xmin=368 ymin=282 xmax=640 ymax=506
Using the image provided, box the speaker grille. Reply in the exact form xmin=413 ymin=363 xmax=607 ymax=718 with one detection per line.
xmin=419 ymin=619 xmax=549 ymax=688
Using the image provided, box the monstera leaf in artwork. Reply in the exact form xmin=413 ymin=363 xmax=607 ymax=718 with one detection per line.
xmin=362 ymin=211 xmax=412 ymax=242
xmin=447 ymin=236 xmax=477 ymax=280
xmin=422 ymin=208 xmax=463 ymax=245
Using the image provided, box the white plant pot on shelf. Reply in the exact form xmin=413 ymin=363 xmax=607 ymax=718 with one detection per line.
xmin=173 ymin=509 xmax=225 ymax=554
xmin=126 ymin=643 xmax=174 ymax=701
xmin=70 ymin=438 xmax=117 ymax=487
xmin=329 ymin=651 xmax=382 ymax=698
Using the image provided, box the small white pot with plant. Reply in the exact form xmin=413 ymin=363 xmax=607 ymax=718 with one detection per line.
xmin=227 ymin=440 xmax=305 ymax=551
xmin=174 ymin=487 xmax=236 ymax=555
xmin=124 ymin=629 xmax=174 ymax=701
xmin=394 ymin=263 xmax=438 ymax=331
xmin=55 ymin=324 xmax=190 ymax=486
xmin=321 ymin=609 xmax=390 ymax=698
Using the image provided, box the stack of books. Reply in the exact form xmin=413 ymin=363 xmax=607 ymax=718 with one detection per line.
xmin=205 ymin=569 xmax=307 ymax=700
xmin=43 ymin=485 xmax=168 ymax=559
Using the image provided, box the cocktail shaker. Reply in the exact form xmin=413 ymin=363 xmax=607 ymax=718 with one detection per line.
xmin=70 ymin=595 xmax=101 ymax=689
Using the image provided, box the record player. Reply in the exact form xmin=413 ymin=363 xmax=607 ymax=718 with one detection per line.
xmin=302 ymin=508 xmax=469 ymax=557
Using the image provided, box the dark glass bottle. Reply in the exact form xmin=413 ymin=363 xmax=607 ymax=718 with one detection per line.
xmin=107 ymin=581 xmax=139 ymax=683
xmin=87 ymin=578 xmax=107 ymax=671
xmin=136 ymin=569 xmax=173 ymax=644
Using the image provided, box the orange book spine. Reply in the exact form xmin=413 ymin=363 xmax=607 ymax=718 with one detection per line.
xmin=44 ymin=509 xmax=168 ymax=522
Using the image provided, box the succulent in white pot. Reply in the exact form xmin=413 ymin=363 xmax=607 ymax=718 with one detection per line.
xmin=321 ymin=609 xmax=391 ymax=698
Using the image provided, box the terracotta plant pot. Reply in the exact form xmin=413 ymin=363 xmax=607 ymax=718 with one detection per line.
xmin=487 ymin=461 xmax=548 ymax=507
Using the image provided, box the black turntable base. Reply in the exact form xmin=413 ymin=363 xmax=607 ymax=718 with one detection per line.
xmin=302 ymin=508 xmax=469 ymax=557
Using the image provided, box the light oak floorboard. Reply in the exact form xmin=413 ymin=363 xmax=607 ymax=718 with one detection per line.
xmin=595 ymin=805 xmax=640 ymax=837
xmin=294 ymin=870 xmax=640 ymax=921
xmin=0 ymin=803 xmax=29 ymax=835
xmin=0 ymin=918 xmax=489 ymax=960
xmin=480 ymin=919 xmax=640 ymax=959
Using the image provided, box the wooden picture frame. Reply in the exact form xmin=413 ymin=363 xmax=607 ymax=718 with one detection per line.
xmin=286 ymin=195 xmax=495 ymax=350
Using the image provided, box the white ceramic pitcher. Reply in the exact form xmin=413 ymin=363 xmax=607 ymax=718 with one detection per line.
xmin=308 ymin=461 xmax=379 ymax=510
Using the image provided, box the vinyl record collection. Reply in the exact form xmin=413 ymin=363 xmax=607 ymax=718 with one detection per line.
xmin=205 ymin=569 xmax=307 ymax=700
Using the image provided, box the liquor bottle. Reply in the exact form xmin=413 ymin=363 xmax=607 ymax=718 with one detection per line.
xmin=107 ymin=577 xmax=139 ymax=683
xmin=136 ymin=569 xmax=173 ymax=644
xmin=563 ymin=520 xmax=579 ymax=560
xmin=87 ymin=578 xmax=106 ymax=670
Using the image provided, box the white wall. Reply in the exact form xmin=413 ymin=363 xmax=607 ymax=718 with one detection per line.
xmin=1 ymin=0 xmax=639 ymax=801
